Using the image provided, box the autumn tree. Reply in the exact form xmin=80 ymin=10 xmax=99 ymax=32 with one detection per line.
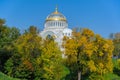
xmin=4 ymin=26 xmax=42 ymax=79
xmin=63 ymin=28 xmax=114 ymax=80
xmin=39 ymin=37 xmax=66 ymax=80
xmin=89 ymin=34 xmax=114 ymax=79
xmin=5 ymin=26 xmax=67 ymax=80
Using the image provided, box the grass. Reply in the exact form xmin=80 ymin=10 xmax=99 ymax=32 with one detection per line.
xmin=0 ymin=72 xmax=20 ymax=80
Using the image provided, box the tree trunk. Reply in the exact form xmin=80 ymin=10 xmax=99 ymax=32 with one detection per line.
xmin=78 ymin=71 xmax=81 ymax=80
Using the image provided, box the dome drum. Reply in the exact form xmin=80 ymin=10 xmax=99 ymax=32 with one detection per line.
xmin=44 ymin=21 xmax=68 ymax=30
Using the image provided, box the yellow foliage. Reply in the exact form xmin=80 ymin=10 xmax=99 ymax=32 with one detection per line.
xmin=99 ymin=52 xmax=104 ymax=57
xmin=85 ymin=50 xmax=93 ymax=57
xmin=88 ymin=60 xmax=96 ymax=72
xmin=63 ymin=28 xmax=114 ymax=75
xmin=82 ymin=28 xmax=94 ymax=38
xmin=117 ymin=59 xmax=120 ymax=63
xmin=105 ymin=61 xmax=113 ymax=72
xmin=99 ymin=63 xmax=104 ymax=69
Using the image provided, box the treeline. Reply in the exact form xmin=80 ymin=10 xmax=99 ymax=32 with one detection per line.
xmin=0 ymin=18 xmax=120 ymax=80
xmin=0 ymin=19 xmax=67 ymax=80
xmin=110 ymin=33 xmax=120 ymax=57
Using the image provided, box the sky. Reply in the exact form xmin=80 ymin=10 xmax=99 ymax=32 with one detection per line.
xmin=0 ymin=0 xmax=120 ymax=38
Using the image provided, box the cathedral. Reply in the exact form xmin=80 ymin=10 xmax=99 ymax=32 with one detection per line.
xmin=40 ymin=6 xmax=72 ymax=47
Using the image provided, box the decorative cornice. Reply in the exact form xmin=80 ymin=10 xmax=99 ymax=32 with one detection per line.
xmin=46 ymin=17 xmax=67 ymax=22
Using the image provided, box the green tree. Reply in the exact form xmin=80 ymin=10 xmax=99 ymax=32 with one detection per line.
xmin=4 ymin=26 xmax=42 ymax=79
xmin=110 ymin=33 xmax=120 ymax=57
xmin=0 ymin=18 xmax=5 ymax=26
xmin=0 ymin=19 xmax=20 ymax=72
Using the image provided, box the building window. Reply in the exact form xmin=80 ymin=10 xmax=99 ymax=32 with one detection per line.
xmin=66 ymin=33 xmax=67 ymax=35
xmin=55 ymin=22 xmax=57 ymax=26
xmin=60 ymin=22 xmax=61 ymax=27
xmin=68 ymin=33 xmax=70 ymax=36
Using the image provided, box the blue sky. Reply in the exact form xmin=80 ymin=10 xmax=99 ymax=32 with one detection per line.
xmin=0 ymin=0 xmax=120 ymax=38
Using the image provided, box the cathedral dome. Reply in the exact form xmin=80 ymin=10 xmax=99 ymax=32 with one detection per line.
xmin=46 ymin=7 xmax=67 ymax=22
xmin=44 ymin=6 xmax=68 ymax=30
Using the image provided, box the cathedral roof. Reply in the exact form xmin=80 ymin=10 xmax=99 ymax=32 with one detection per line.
xmin=63 ymin=28 xmax=72 ymax=33
xmin=46 ymin=6 xmax=67 ymax=22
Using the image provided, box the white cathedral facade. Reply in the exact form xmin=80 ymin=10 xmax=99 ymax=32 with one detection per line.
xmin=40 ymin=6 xmax=72 ymax=47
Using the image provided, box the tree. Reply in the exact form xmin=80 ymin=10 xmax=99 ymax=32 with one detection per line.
xmin=5 ymin=26 xmax=67 ymax=80
xmin=4 ymin=26 xmax=42 ymax=79
xmin=89 ymin=34 xmax=114 ymax=79
xmin=0 ymin=19 xmax=20 ymax=72
xmin=63 ymin=28 xmax=114 ymax=80
xmin=113 ymin=59 xmax=120 ymax=76
xmin=40 ymin=38 xmax=66 ymax=80
xmin=110 ymin=33 xmax=120 ymax=57
xmin=0 ymin=18 xmax=5 ymax=26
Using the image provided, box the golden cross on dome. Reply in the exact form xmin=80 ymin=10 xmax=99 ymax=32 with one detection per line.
xmin=55 ymin=5 xmax=58 ymax=12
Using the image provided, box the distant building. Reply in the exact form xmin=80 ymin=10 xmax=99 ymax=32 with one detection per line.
xmin=40 ymin=6 xmax=72 ymax=48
